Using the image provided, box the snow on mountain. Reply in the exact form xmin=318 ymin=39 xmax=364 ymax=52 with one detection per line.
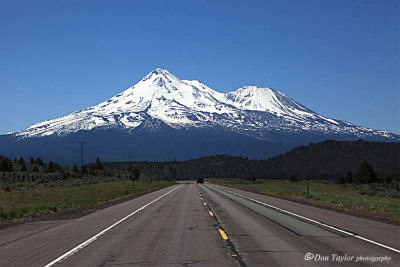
xmin=15 ymin=68 xmax=396 ymax=141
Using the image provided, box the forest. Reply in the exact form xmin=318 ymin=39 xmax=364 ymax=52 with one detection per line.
xmin=1 ymin=140 xmax=398 ymax=186
xmin=104 ymin=140 xmax=399 ymax=183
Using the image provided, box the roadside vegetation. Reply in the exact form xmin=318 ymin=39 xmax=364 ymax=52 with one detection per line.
xmin=207 ymin=175 xmax=400 ymax=222
xmin=0 ymin=155 xmax=174 ymax=222
xmin=203 ymin=145 xmax=399 ymax=222
xmin=1 ymin=139 xmax=398 ymax=223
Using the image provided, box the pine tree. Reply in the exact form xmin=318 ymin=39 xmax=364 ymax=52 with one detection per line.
xmin=35 ymin=157 xmax=44 ymax=166
xmin=54 ymin=162 xmax=61 ymax=171
xmin=89 ymin=164 xmax=95 ymax=174
xmin=131 ymin=165 xmax=140 ymax=189
xmin=0 ymin=158 xmax=8 ymax=172
xmin=30 ymin=157 xmax=34 ymax=164
xmin=18 ymin=157 xmax=25 ymax=165
xmin=21 ymin=164 xmax=27 ymax=172
xmin=0 ymin=157 xmax=13 ymax=172
xmin=384 ymin=175 xmax=393 ymax=185
xmin=354 ymin=161 xmax=377 ymax=184
xmin=95 ymin=157 xmax=103 ymax=170
xmin=81 ymin=165 xmax=88 ymax=174
xmin=48 ymin=161 xmax=55 ymax=172
xmin=289 ymin=174 xmax=298 ymax=182
xmin=344 ymin=170 xmax=353 ymax=183
xmin=8 ymin=158 xmax=13 ymax=171
xmin=72 ymin=162 xmax=78 ymax=172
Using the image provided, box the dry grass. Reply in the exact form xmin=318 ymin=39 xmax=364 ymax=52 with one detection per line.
xmin=208 ymin=179 xmax=400 ymax=221
xmin=0 ymin=180 xmax=174 ymax=220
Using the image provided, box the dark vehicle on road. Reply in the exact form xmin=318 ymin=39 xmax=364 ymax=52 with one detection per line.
xmin=197 ymin=178 xmax=204 ymax=184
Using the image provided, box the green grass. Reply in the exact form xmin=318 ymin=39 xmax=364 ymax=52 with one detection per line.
xmin=207 ymin=178 xmax=400 ymax=216
xmin=0 ymin=180 xmax=174 ymax=220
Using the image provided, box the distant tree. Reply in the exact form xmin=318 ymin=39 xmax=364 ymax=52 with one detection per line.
xmin=61 ymin=170 xmax=70 ymax=179
xmin=344 ymin=170 xmax=353 ymax=183
xmin=48 ymin=161 xmax=55 ymax=172
xmin=354 ymin=161 xmax=377 ymax=184
xmin=32 ymin=165 xmax=39 ymax=172
xmin=89 ymin=164 xmax=95 ymax=174
xmin=289 ymin=174 xmax=298 ymax=182
xmin=384 ymin=175 xmax=393 ymax=186
xmin=247 ymin=172 xmax=256 ymax=182
xmin=81 ymin=165 xmax=88 ymax=174
xmin=319 ymin=172 xmax=328 ymax=180
xmin=95 ymin=157 xmax=103 ymax=170
xmin=18 ymin=157 xmax=25 ymax=165
xmin=131 ymin=165 xmax=140 ymax=189
xmin=53 ymin=162 xmax=61 ymax=171
xmin=35 ymin=157 xmax=44 ymax=166
xmin=21 ymin=164 xmax=27 ymax=172
xmin=30 ymin=157 xmax=35 ymax=164
xmin=0 ymin=157 xmax=13 ymax=172
xmin=72 ymin=162 xmax=78 ymax=172
xmin=0 ymin=158 xmax=6 ymax=172
xmin=7 ymin=157 xmax=13 ymax=171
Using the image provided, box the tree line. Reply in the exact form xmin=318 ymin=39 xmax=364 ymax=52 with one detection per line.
xmin=1 ymin=140 xmax=399 ymax=186
xmin=104 ymin=140 xmax=399 ymax=184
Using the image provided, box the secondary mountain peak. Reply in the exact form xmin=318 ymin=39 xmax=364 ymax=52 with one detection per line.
xmin=11 ymin=69 xmax=397 ymax=145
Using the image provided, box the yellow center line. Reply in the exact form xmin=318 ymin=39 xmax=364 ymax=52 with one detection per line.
xmin=209 ymin=211 xmax=214 ymax=216
xmin=204 ymin=202 xmax=207 ymax=206
xmin=201 ymin=198 xmax=203 ymax=200
xmin=219 ymin=229 xmax=228 ymax=240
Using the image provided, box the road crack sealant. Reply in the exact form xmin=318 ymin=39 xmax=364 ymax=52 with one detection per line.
xmin=206 ymin=184 xmax=344 ymax=237
xmin=195 ymin=184 xmax=246 ymax=267
xmin=207 ymin=184 xmax=400 ymax=254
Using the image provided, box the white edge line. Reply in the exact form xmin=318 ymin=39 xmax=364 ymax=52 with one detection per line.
xmin=44 ymin=185 xmax=182 ymax=267
xmin=205 ymin=184 xmax=400 ymax=254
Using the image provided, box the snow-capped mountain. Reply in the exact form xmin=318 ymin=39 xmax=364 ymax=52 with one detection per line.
xmin=14 ymin=68 xmax=396 ymax=141
xmin=0 ymin=68 xmax=397 ymax=164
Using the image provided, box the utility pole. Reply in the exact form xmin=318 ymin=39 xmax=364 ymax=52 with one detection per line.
xmin=78 ymin=142 xmax=87 ymax=167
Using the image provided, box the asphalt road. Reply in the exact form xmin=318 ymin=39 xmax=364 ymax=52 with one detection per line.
xmin=0 ymin=182 xmax=398 ymax=266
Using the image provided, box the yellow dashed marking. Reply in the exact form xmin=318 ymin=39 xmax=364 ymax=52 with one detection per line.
xmin=204 ymin=202 xmax=207 ymax=206
xmin=209 ymin=211 xmax=214 ymax=216
xmin=201 ymin=198 xmax=203 ymax=200
xmin=219 ymin=229 xmax=228 ymax=240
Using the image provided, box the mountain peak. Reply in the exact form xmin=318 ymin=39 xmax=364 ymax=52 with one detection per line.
xmin=151 ymin=68 xmax=170 ymax=75
xmin=140 ymin=68 xmax=178 ymax=83
xmin=13 ymin=69 xmax=397 ymax=143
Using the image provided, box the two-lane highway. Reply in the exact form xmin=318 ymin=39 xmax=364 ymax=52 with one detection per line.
xmin=0 ymin=182 xmax=398 ymax=266
xmin=198 ymin=183 xmax=399 ymax=266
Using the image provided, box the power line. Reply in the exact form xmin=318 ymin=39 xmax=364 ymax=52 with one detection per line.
xmin=78 ymin=141 xmax=87 ymax=167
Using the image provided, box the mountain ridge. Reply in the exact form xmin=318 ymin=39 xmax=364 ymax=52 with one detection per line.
xmin=0 ymin=68 xmax=397 ymax=164
xmin=12 ymin=68 xmax=397 ymax=141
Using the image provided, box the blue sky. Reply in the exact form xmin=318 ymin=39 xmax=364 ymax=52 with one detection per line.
xmin=0 ymin=0 xmax=398 ymax=134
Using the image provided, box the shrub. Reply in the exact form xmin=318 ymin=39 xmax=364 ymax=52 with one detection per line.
xmin=289 ymin=174 xmax=298 ymax=182
xmin=354 ymin=161 xmax=377 ymax=184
